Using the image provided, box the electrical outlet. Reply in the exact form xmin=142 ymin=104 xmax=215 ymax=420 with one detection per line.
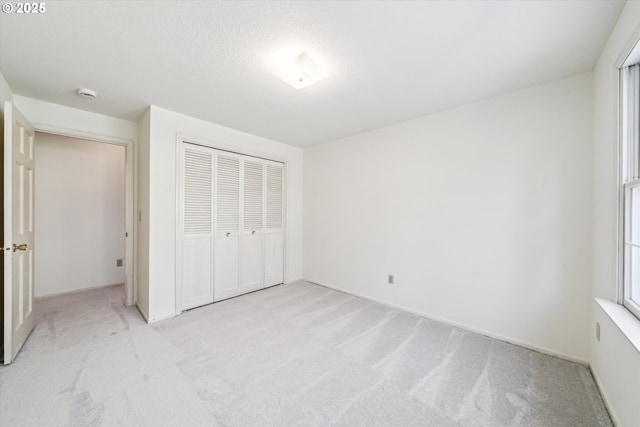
xmin=116 ymin=259 xmax=123 ymax=267
xmin=595 ymin=322 xmax=600 ymax=342
xmin=388 ymin=274 xmax=394 ymax=285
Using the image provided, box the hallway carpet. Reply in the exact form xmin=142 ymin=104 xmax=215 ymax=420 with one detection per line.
xmin=0 ymin=281 xmax=611 ymax=426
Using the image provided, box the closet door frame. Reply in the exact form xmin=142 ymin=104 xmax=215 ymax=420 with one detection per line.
xmin=175 ymin=135 xmax=288 ymax=314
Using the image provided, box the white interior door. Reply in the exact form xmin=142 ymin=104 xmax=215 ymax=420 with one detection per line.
xmin=214 ymin=152 xmax=241 ymax=301
xmin=3 ymin=102 xmax=36 ymax=364
xmin=180 ymin=144 xmax=214 ymax=310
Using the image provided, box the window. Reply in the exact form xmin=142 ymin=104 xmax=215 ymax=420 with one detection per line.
xmin=620 ymin=63 xmax=640 ymax=319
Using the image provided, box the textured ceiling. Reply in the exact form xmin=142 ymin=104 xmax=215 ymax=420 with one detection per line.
xmin=0 ymin=1 xmax=625 ymax=147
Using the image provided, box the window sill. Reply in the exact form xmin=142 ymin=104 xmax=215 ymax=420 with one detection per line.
xmin=595 ymin=298 xmax=640 ymax=354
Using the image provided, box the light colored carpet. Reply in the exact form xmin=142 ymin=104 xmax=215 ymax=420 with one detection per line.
xmin=0 ymin=281 xmax=611 ymax=426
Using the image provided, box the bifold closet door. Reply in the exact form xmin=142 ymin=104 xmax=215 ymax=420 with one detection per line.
xmin=241 ymin=158 xmax=264 ymax=293
xmin=214 ymin=152 xmax=242 ymax=301
xmin=181 ymin=144 xmax=214 ymax=310
xmin=264 ymin=161 xmax=284 ymax=287
xmin=181 ymin=144 xmax=284 ymax=307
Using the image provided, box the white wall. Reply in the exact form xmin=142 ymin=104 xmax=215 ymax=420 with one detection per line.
xmin=304 ymin=73 xmax=593 ymax=362
xmin=591 ymin=2 xmax=640 ymax=426
xmin=140 ymin=106 xmax=303 ymax=321
xmin=591 ymin=300 xmax=640 ymax=427
xmin=34 ymin=133 xmax=125 ymax=296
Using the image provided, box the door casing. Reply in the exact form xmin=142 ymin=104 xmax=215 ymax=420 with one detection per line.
xmin=32 ymin=126 xmax=136 ymax=306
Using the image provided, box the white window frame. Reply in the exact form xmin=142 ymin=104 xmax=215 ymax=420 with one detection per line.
xmin=620 ymin=63 xmax=640 ymax=320
xmin=623 ymin=180 xmax=640 ymax=318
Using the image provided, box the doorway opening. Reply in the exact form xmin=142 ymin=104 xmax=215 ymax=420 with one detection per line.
xmin=33 ymin=132 xmax=132 ymax=304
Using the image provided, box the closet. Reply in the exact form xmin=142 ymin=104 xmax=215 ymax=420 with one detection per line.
xmin=179 ymin=142 xmax=284 ymax=311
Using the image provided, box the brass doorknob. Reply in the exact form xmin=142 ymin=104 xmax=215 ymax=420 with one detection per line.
xmin=12 ymin=243 xmax=27 ymax=252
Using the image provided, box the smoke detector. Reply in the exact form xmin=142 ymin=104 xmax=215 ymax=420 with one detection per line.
xmin=76 ymin=88 xmax=98 ymax=99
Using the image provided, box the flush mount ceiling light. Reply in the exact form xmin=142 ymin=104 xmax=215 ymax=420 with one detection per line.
xmin=76 ymin=88 xmax=98 ymax=99
xmin=270 ymin=52 xmax=329 ymax=89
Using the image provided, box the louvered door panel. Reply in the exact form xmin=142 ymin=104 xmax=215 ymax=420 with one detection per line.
xmin=214 ymin=152 xmax=242 ymax=301
xmin=266 ymin=163 xmax=283 ymax=230
xmin=243 ymin=160 xmax=263 ymax=230
xmin=241 ymin=158 xmax=264 ymax=292
xmin=184 ymin=150 xmax=212 ymax=234
xmin=216 ymin=155 xmax=240 ymax=232
xmin=181 ymin=144 xmax=214 ymax=310
xmin=265 ymin=161 xmax=284 ymax=286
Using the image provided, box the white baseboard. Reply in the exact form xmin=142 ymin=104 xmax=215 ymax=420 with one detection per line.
xmin=590 ymin=366 xmax=618 ymax=426
xmin=304 ymin=278 xmax=589 ymax=366
xmin=35 ymin=282 xmax=124 ymax=300
xmin=147 ymin=312 xmax=176 ymax=323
